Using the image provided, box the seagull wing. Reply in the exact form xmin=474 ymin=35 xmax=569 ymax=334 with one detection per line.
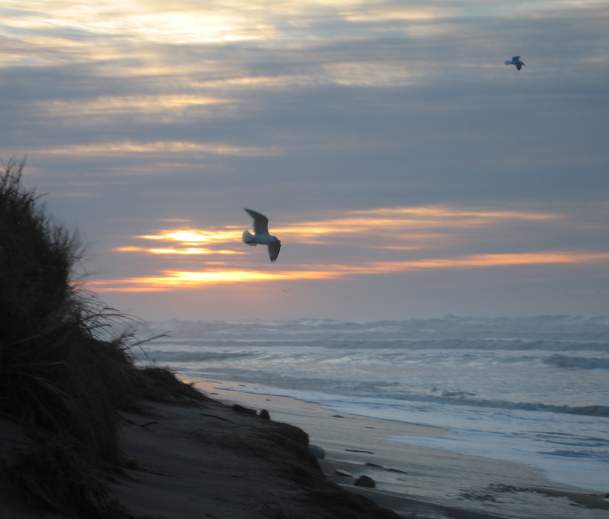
xmin=244 ymin=208 xmax=269 ymax=235
xmin=268 ymin=240 xmax=281 ymax=262
xmin=512 ymin=56 xmax=520 ymax=61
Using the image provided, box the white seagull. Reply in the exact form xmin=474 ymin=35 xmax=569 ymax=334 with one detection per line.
xmin=505 ymin=56 xmax=525 ymax=70
xmin=242 ymin=208 xmax=281 ymax=262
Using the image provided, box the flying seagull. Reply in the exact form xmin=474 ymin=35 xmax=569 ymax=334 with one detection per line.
xmin=242 ymin=208 xmax=281 ymax=262
xmin=505 ymin=56 xmax=525 ymax=70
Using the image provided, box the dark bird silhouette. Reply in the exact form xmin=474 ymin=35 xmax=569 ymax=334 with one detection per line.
xmin=505 ymin=56 xmax=525 ymax=70
xmin=242 ymin=208 xmax=281 ymax=262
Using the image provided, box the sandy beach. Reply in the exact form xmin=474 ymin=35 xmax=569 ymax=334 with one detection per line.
xmin=109 ymin=399 xmax=403 ymax=519
xmin=2 ymin=376 xmax=609 ymax=519
xmin=197 ymin=380 xmax=609 ymax=519
xmin=2 ymin=396 xmax=400 ymax=519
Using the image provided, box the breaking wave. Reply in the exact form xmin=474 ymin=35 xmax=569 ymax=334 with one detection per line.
xmin=133 ymin=350 xmax=255 ymax=362
xmin=544 ymin=354 xmax=609 ymax=370
xmin=130 ymin=315 xmax=609 ymax=492
xmin=419 ymin=394 xmax=609 ymax=418
xmin=541 ymin=450 xmax=609 ymax=461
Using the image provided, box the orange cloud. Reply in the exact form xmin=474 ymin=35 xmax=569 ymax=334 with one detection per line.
xmin=344 ymin=7 xmax=447 ymax=23
xmin=270 ymin=205 xmax=559 ymax=240
xmin=113 ymin=205 xmax=560 ymax=258
xmin=113 ymin=246 xmax=243 ymax=256
xmin=336 ymin=251 xmax=609 ymax=274
xmin=40 ymin=95 xmax=228 ymax=118
xmin=89 ymin=268 xmax=337 ymax=292
xmin=89 ymin=250 xmax=609 ymax=292
xmin=136 ymin=228 xmax=242 ymax=244
xmin=32 ymin=141 xmax=279 ymax=158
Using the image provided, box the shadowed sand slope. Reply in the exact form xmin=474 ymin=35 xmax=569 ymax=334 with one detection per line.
xmin=111 ymin=399 xmax=404 ymax=519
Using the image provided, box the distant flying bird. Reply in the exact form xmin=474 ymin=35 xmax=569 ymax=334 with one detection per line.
xmin=242 ymin=208 xmax=281 ymax=262
xmin=505 ymin=56 xmax=525 ymax=70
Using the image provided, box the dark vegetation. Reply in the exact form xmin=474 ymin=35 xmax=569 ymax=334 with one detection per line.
xmin=0 ymin=161 xmax=204 ymax=518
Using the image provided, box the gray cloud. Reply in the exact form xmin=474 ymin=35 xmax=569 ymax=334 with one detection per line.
xmin=1 ymin=0 xmax=608 ymax=318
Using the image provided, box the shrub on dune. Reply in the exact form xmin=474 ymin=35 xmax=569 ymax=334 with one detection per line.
xmin=0 ymin=161 xmax=121 ymax=464
xmin=0 ymin=161 xmax=202 ymax=517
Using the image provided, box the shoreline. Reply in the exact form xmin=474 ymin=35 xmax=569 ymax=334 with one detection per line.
xmin=195 ymin=379 xmax=609 ymax=519
xmin=3 ymin=378 xmax=608 ymax=519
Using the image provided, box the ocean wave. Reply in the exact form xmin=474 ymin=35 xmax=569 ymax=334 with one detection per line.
xmin=134 ymin=315 xmax=609 ymax=345
xmin=540 ymin=449 xmax=609 ymax=460
xmin=133 ymin=350 xmax=256 ymax=362
xmin=412 ymin=395 xmax=609 ymax=418
xmin=377 ymin=392 xmax=609 ymax=419
xmin=544 ymin=354 xmax=609 ymax=370
xmin=440 ymin=389 xmax=477 ymax=398
xmin=334 ymin=384 xmax=609 ymax=418
xmin=181 ymin=363 xmax=609 ymax=418
xmin=153 ymin=337 xmax=609 ymax=352
xmin=534 ymin=432 xmax=609 ymax=448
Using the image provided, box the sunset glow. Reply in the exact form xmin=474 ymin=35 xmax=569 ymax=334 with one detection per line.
xmin=3 ymin=0 xmax=608 ymax=318
xmin=113 ymin=246 xmax=243 ymax=256
xmin=274 ymin=206 xmax=560 ymax=241
xmin=41 ymin=95 xmax=228 ymax=117
xmin=136 ymin=229 xmax=242 ymax=244
xmin=100 ymin=203 xmax=609 ymax=294
xmin=35 ymin=141 xmax=280 ymax=158
xmin=115 ymin=205 xmax=561 ymax=257
xmin=90 ymin=250 xmax=609 ymax=292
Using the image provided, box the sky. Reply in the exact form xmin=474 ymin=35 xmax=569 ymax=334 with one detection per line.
xmin=1 ymin=0 xmax=608 ymax=320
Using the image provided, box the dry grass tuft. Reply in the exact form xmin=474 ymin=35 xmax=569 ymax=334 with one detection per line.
xmin=0 ymin=160 xmax=204 ymax=517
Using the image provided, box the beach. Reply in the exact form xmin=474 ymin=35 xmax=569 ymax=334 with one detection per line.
xmin=196 ymin=380 xmax=609 ymax=519
xmin=134 ymin=317 xmax=609 ymax=496
xmin=108 ymin=398 xmax=401 ymax=519
xmin=3 ymin=376 xmax=608 ymax=519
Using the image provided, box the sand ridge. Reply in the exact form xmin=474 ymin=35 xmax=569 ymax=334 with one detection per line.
xmin=110 ymin=398 xmax=403 ymax=519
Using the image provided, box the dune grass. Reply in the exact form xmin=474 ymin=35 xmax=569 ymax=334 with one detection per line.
xmin=0 ymin=161 xmax=203 ymax=517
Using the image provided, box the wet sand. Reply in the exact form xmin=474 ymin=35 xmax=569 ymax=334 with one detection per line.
xmin=199 ymin=380 xmax=609 ymax=519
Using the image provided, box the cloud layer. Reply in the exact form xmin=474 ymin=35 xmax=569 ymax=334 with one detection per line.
xmin=1 ymin=0 xmax=608 ymax=318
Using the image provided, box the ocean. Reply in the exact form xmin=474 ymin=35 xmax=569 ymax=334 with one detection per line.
xmin=133 ymin=316 xmax=609 ymax=492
